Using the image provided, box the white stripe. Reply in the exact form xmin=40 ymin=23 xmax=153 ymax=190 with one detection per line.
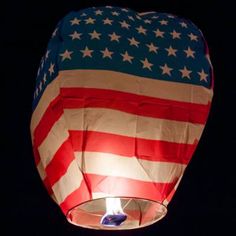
xmin=163 ymin=174 xmax=184 ymax=206
xmin=60 ymin=70 xmax=212 ymax=105
xmin=38 ymin=116 xmax=69 ymax=167
xmin=163 ymin=199 xmax=169 ymax=206
xmin=138 ymin=12 xmax=156 ymax=15
xmin=50 ymin=193 xmax=57 ymax=203
xmin=37 ymin=161 xmax=46 ymax=180
xmin=75 ymin=152 xmax=186 ymax=183
xmin=174 ymin=174 xmax=183 ymax=190
xmin=36 ymin=105 xmax=201 ymax=173
xmin=36 ymin=161 xmax=57 ymax=204
xmin=31 ymin=70 xmax=213 ymax=134
xmin=64 ymin=108 xmax=203 ymax=144
xmin=92 ymin=192 xmax=115 ymax=199
xmin=52 ymin=160 xmax=83 ymax=204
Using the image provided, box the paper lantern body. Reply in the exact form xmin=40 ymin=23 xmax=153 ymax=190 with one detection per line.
xmin=31 ymin=6 xmax=213 ymax=229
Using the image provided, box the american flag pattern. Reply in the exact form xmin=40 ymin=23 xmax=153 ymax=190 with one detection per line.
xmin=31 ymin=6 xmax=213 ymax=218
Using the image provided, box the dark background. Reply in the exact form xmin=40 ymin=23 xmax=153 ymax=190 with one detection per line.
xmin=2 ymin=0 xmax=236 ymax=235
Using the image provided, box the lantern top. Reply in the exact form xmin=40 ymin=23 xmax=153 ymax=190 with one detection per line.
xmin=32 ymin=6 xmax=213 ymax=110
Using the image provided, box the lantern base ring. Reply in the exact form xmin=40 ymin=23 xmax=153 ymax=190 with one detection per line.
xmin=67 ymin=197 xmax=167 ymax=230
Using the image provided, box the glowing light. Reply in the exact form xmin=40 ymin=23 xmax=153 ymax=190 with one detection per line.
xmin=100 ymin=197 xmax=127 ymax=227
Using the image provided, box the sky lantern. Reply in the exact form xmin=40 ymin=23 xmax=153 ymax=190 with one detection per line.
xmin=30 ymin=6 xmax=214 ymax=230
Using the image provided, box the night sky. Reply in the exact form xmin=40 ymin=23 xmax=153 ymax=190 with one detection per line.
xmin=2 ymin=0 xmax=235 ymax=235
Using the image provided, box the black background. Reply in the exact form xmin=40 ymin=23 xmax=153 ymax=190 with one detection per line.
xmin=2 ymin=0 xmax=236 ymax=235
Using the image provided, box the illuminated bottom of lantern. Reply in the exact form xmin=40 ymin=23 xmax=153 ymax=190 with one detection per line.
xmin=67 ymin=197 xmax=167 ymax=230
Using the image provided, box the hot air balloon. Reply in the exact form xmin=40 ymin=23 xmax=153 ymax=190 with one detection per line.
xmin=30 ymin=6 xmax=214 ymax=230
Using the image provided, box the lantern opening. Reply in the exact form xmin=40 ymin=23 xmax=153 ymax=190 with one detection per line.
xmin=100 ymin=197 xmax=127 ymax=227
xmin=67 ymin=197 xmax=167 ymax=230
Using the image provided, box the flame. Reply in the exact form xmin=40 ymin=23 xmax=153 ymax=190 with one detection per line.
xmin=105 ymin=197 xmax=124 ymax=214
xmin=100 ymin=197 xmax=127 ymax=226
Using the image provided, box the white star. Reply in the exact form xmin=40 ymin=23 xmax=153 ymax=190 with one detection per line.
xmin=101 ymin=48 xmax=113 ymax=59
xmin=198 ymin=69 xmax=208 ymax=82
xmin=153 ymin=28 xmax=164 ymax=38
xmin=136 ymin=15 xmax=142 ymax=20
xmin=48 ymin=63 xmax=55 ymax=75
xmin=128 ymin=16 xmax=135 ymax=21
xmin=146 ymin=43 xmax=158 ymax=53
xmin=128 ymin=37 xmax=140 ymax=47
xmin=45 ymin=50 xmax=50 ymax=59
xmin=40 ymin=59 xmax=44 ymax=69
xmin=52 ymin=28 xmax=58 ymax=37
xmin=39 ymin=81 xmax=43 ymax=91
xmin=89 ymin=30 xmax=101 ymax=40
xmin=69 ymin=31 xmax=82 ymax=40
xmin=121 ymin=8 xmax=129 ymax=12
xmin=112 ymin=11 xmax=120 ymax=16
xmin=95 ymin=9 xmax=103 ymax=15
xmin=119 ymin=20 xmax=130 ymax=29
xmin=80 ymin=46 xmax=93 ymax=58
xmin=81 ymin=13 xmax=87 ymax=17
xmin=136 ymin=25 xmax=147 ymax=35
xmin=188 ymin=33 xmax=198 ymax=41
xmin=179 ymin=66 xmax=192 ymax=79
xmin=144 ymin=19 xmax=152 ymax=24
xmin=109 ymin=32 xmax=121 ymax=42
xmin=85 ymin=17 xmax=95 ymax=24
xmin=152 ymin=16 xmax=159 ymax=19
xmin=121 ymin=51 xmax=134 ymax=63
xmin=70 ymin=18 xmax=81 ymax=25
xmin=159 ymin=19 xmax=168 ymax=25
xmin=60 ymin=50 xmax=73 ymax=61
xmin=103 ymin=18 xmax=113 ymax=25
xmin=170 ymin=30 xmax=181 ymax=39
xmin=43 ymin=73 xmax=47 ymax=84
xmin=184 ymin=46 xmax=195 ymax=58
xmin=167 ymin=14 xmax=175 ymax=18
xmin=180 ymin=22 xmax=188 ymax=28
xmin=165 ymin=46 xmax=177 ymax=57
xmin=37 ymin=67 xmax=40 ymax=76
xmin=160 ymin=64 xmax=173 ymax=76
xmin=140 ymin=58 xmax=153 ymax=71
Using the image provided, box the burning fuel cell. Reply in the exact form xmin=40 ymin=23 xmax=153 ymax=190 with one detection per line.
xmin=31 ymin=6 xmax=214 ymax=230
xmin=100 ymin=198 xmax=127 ymax=227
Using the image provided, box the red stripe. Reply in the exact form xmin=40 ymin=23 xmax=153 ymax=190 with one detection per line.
xmin=38 ymin=131 xmax=190 ymax=201
xmin=33 ymin=146 xmax=40 ymax=165
xmin=60 ymin=173 xmax=176 ymax=215
xmin=34 ymin=128 xmax=195 ymax=191
xmin=85 ymin=174 xmax=176 ymax=201
xmin=45 ymin=139 xmax=75 ymax=186
xmin=43 ymin=176 xmax=53 ymax=195
xmin=32 ymin=87 xmax=209 ymax=149
xmin=61 ymin=88 xmax=210 ymax=124
xmin=33 ymin=147 xmax=53 ymax=195
xmin=60 ymin=180 xmax=91 ymax=215
xmin=165 ymin=188 xmax=176 ymax=203
xmin=33 ymin=96 xmax=63 ymax=148
xmin=32 ymin=86 xmax=206 ymax=200
xmin=69 ymin=130 xmax=197 ymax=164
